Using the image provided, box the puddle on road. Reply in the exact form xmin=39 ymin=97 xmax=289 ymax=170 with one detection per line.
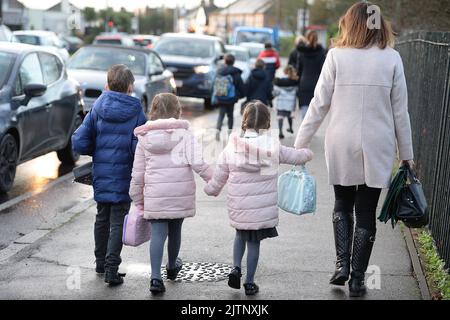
xmin=1 ymin=153 xmax=90 ymax=205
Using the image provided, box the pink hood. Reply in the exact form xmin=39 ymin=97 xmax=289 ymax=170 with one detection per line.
xmin=129 ymin=118 xmax=212 ymax=220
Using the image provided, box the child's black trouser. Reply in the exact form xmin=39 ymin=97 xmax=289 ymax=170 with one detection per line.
xmin=216 ymin=103 xmax=235 ymax=131
xmin=94 ymin=202 xmax=130 ymax=273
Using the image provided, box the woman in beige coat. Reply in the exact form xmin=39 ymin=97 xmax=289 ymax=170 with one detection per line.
xmin=294 ymin=2 xmax=414 ymax=297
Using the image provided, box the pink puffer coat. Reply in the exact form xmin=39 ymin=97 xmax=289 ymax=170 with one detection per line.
xmin=204 ymin=130 xmax=313 ymax=230
xmin=129 ymin=118 xmax=212 ymax=220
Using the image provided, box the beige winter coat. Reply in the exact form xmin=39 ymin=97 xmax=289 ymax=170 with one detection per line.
xmin=295 ymin=46 xmax=414 ymax=188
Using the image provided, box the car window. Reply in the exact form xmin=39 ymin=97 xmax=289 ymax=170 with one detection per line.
xmin=226 ymin=49 xmax=249 ymax=62
xmin=15 ymin=34 xmax=40 ymax=45
xmin=94 ymin=38 xmax=122 ymax=45
xmin=148 ymin=52 xmax=164 ymax=75
xmin=0 ymin=52 xmax=16 ymax=88
xmin=39 ymin=53 xmax=63 ymax=85
xmin=15 ymin=53 xmax=44 ymax=95
xmin=68 ymin=47 xmax=146 ymax=75
xmin=154 ymin=38 xmax=215 ymax=58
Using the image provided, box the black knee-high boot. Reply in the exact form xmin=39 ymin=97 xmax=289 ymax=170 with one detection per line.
xmin=349 ymin=227 xmax=376 ymax=297
xmin=330 ymin=211 xmax=354 ymax=285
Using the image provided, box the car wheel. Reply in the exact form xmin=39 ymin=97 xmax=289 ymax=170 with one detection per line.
xmin=57 ymin=114 xmax=82 ymax=165
xmin=0 ymin=134 xmax=18 ymax=193
xmin=204 ymin=98 xmax=213 ymax=110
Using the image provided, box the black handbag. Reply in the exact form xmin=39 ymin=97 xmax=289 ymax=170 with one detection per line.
xmin=73 ymin=161 xmax=93 ymax=186
xmin=396 ymin=166 xmax=429 ymax=228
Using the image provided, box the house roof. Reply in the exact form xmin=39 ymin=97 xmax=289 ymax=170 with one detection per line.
xmin=217 ymin=0 xmax=273 ymax=15
xmin=46 ymin=0 xmax=80 ymax=12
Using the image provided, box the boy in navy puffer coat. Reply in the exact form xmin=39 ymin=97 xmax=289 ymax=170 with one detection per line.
xmin=72 ymin=64 xmax=147 ymax=285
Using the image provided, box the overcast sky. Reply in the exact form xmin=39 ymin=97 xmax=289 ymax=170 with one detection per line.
xmin=20 ymin=0 xmax=235 ymax=11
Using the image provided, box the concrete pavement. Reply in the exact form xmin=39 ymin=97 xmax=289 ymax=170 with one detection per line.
xmin=0 ymin=108 xmax=422 ymax=300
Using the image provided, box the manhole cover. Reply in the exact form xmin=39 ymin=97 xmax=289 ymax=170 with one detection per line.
xmin=162 ymin=262 xmax=233 ymax=282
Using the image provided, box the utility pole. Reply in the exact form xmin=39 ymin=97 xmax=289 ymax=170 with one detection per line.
xmin=302 ymin=0 xmax=308 ymax=35
xmin=276 ymin=0 xmax=282 ymax=27
xmin=0 ymin=0 xmax=3 ymax=24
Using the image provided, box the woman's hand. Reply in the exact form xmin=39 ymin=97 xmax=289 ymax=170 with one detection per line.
xmin=401 ymin=159 xmax=415 ymax=168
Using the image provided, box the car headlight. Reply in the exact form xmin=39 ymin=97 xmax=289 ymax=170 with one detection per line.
xmin=169 ymin=78 xmax=177 ymax=89
xmin=194 ymin=65 xmax=211 ymax=74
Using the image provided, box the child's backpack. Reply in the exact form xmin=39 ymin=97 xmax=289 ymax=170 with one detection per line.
xmin=212 ymin=74 xmax=236 ymax=104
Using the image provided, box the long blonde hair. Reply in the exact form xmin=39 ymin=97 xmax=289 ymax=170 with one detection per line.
xmin=333 ymin=1 xmax=395 ymax=49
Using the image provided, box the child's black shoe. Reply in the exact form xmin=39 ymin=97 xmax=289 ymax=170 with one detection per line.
xmin=104 ymin=271 xmax=124 ymax=286
xmin=287 ymin=128 xmax=294 ymax=134
xmin=166 ymin=258 xmax=183 ymax=280
xmin=150 ymin=279 xmax=166 ymax=294
xmin=279 ymin=133 xmax=285 ymax=140
xmin=228 ymin=267 xmax=242 ymax=289
xmin=244 ymin=283 xmax=259 ymax=296
xmin=95 ymin=263 xmax=105 ymax=274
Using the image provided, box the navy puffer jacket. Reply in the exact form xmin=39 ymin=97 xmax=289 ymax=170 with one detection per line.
xmin=72 ymin=91 xmax=147 ymax=203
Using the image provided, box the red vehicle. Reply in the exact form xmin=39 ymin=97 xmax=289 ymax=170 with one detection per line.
xmin=132 ymin=35 xmax=160 ymax=49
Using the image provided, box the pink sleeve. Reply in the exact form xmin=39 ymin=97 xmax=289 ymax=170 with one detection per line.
xmin=279 ymin=145 xmax=313 ymax=165
xmin=185 ymin=131 xmax=213 ymax=182
xmin=204 ymin=151 xmax=229 ymax=196
xmin=129 ymin=140 xmax=145 ymax=207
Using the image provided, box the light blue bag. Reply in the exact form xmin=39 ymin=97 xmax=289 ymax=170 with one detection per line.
xmin=278 ymin=165 xmax=316 ymax=215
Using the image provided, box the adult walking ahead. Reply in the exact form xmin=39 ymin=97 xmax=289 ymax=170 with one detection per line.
xmin=296 ymin=31 xmax=326 ymax=120
xmin=294 ymin=2 xmax=414 ymax=297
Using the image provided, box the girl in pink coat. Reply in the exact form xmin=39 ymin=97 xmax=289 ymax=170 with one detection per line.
xmin=204 ymin=101 xmax=313 ymax=295
xmin=129 ymin=93 xmax=212 ymax=295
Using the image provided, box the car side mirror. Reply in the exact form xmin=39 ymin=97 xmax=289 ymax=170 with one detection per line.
xmin=215 ymin=54 xmax=224 ymax=63
xmin=149 ymin=68 xmax=164 ymax=76
xmin=22 ymin=83 xmax=47 ymax=105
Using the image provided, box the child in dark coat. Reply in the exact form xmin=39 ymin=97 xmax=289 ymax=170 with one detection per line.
xmin=243 ymin=59 xmax=273 ymax=114
xmin=72 ymin=64 xmax=147 ymax=285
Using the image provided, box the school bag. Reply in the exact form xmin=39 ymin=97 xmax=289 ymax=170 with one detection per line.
xmin=212 ymin=74 xmax=236 ymax=104
xmin=123 ymin=206 xmax=152 ymax=247
xmin=278 ymin=165 xmax=316 ymax=215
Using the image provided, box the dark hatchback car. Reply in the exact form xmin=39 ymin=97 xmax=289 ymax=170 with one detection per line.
xmin=0 ymin=43 xmax=84 ymax=193
xmin=154 ymin=33 xmax=226 ymax=109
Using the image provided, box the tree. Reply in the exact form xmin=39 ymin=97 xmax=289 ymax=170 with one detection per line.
xmin=82 ymin=7 xmax=97 ymax=23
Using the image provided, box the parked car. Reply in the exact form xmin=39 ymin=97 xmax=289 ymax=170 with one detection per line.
xmin=133 ymin=35 xmax=159 ymax=49
xmin=93 ymin=33 xmax=135 ymax=47
xmin=233 ymin=26 xmax=280 ymax=51
xmin=13 ymin=30 xmax=70 ymax=62
xmin=153 ymin=33 xmax=226 ymax=109
xmin=0 ymin=42 xmax=84 ymax=193
xmin=0 ymin=25 xmax=18 ymax=42
xmin=225 ymin=45 xmax=251 ymax=82
xmin=61 ymin=36 xmax=84 ymax=55
xmin=239 ymin=42 xmax=265 ymax=67
xmin=67 ymin=45 xmax=176 ymax=113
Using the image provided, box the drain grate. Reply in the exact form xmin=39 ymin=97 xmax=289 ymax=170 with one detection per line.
xmin=162 ymin=262 xmax=233 ymax=282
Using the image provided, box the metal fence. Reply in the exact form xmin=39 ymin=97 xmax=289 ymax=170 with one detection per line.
xmin=396 ymin=32 xmax=450 ymax=268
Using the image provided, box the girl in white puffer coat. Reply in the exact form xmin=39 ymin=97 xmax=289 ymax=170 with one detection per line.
xmin=273 ymin=65 xmax=299 ymax=139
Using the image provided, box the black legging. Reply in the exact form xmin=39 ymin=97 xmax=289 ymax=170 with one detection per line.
xmin=333 ymin=185 xmax=382 ymax=232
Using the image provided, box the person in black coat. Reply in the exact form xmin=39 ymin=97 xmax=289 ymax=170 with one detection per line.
xmin=296 ymin=31 xmax=327 ymax=120
xmin=242 ymin=59 xmax=274 ymax=113
xmin=215 ymin=53 xmax=245 ymax=139
xmin=288 ymin=35 xmax=307 ymax=68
